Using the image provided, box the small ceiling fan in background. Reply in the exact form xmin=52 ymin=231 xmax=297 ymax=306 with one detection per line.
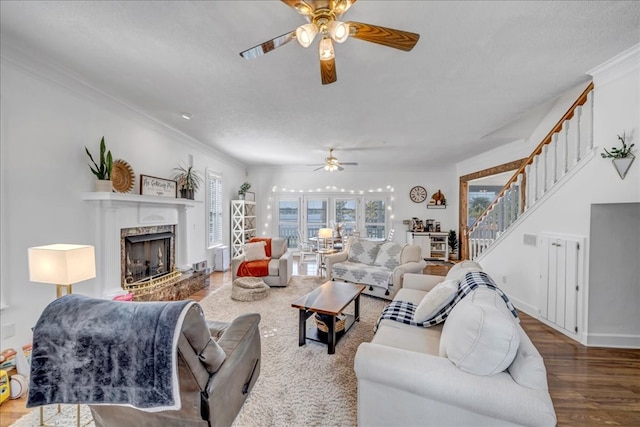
xmin=239 ymin=0 xmax=420 ymax=84
xmin=308 ymin=148 xmax=358 ymax=171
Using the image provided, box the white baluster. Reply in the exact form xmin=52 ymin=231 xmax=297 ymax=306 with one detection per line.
xmin=524 ymin=164 xmax=531 ymax=210
xmin=575 ymin=105 xmax=582 ymax=162
xmin=552 ymin=133 xmax=559 ymax=184
xmin=589 ymin=91 xmax=594 ymax=150
xmin=564 ymin=119 xmax=572 ymax=168
xmin=533 ymin=156 xmax=540 ymax=203
xmin=543 ymin=144 xmax=549 ymax=193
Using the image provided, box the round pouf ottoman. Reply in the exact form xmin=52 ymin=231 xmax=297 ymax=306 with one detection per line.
xmin=231 ymin=277 xmax=269 ymax=301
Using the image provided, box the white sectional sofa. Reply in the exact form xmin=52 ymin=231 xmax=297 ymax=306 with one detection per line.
xmin=324 ymin=236 xmax=426 ymax=300
xmin=354 ymin=261 xmax=557 ymax=427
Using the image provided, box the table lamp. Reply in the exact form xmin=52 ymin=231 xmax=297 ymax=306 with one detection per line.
xmin=28 ymin=244 xmax=96 ymax=298
xmin=318 ymin=228 xmax=334 ymax=249
xmin=27 ymin=244 xmax=95 ymax=426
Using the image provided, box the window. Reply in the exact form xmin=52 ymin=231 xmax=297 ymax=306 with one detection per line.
xmin=207 ymin=170 xmax=223 ymax=248
xmin=278 ymin=198 xmax=299 ymax=248
xmin=334 ymin=198 xmax=357 ymax=236
xmin=364 ymin=198 xmax=386 ymax=239
xmin=305 ymin=197 xmax=328 ymax=239
xmin=274 ymin=194 xmax=390 ymax=243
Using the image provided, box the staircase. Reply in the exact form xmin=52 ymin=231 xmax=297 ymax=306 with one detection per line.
xmin=466 ymin=83 xmax=594 ymax=260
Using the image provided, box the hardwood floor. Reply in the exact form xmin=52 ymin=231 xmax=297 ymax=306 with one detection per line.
xmin=1 ymin=263 xmax=639 ymax=426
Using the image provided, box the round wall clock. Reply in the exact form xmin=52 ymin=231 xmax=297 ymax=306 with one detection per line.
xmin=409 ymin=185 xmax=427 ymax=203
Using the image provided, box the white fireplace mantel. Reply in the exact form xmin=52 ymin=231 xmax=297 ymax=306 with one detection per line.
xmin=82 ymin=192 xmax=201 ymax=208
xmin=83 ymin=192 xmax=202 ymax=298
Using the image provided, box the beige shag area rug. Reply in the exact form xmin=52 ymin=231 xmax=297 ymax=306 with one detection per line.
xmin=11 ymin=276 xmax=387 ymax=427
xmin=201 ymin=275 xmax=387 ymax=427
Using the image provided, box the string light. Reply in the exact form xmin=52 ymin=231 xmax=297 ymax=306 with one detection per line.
xmin=264 ymin=185 xmax=396 ymax=236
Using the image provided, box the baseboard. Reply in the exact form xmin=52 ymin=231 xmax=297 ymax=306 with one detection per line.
xmin=586 ymin=333 xmax=640 ymax=349
xmin=508 ymin=296 xmax=538 ymax=318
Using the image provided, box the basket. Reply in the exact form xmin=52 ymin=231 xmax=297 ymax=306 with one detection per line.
xmin=314 ymin=313 xmax=346 ymax=334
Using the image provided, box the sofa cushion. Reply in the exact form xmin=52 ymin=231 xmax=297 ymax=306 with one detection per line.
xmin=269 ymin=238 xmax=287 ymax=259
xmin=413 ymin=279 xmax=459 ymax=323
xmin=374 ymin=242 xmax=403 ymax=269
xmin=348 ymin=239 xmax=382 ymax=265
xmin=445 ymin=260 xmax=483 ymax=282
xmin=242 ymin=241 xmax=268 ymax=262
xmin=372 ymin=321 xmax=443 ymax=355
xmin=439 ymin=288 xmax=520 ymax=376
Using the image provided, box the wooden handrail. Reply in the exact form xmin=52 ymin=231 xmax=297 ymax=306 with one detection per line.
xmin=468 ymin=82 xmax=594 ymax=234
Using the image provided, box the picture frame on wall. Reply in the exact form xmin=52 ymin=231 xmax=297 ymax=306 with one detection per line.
xmin=140 ymin=174 xmax=177 ymax=198
xmin=244 ymin=191 xmax=255 ymax=202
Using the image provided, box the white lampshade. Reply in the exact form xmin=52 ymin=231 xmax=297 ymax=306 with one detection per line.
xmin=296 ymin=23 xmax=318 ymax=48
xmin=328 ymin=21 xmax=349 ymax=43
xmin=318 ymin=37 xmax=335 ymax=60
xmin=28 ymin=244 xmax=96 ymax=285
xmin=318 ymin=228 xmax=334 ymax=239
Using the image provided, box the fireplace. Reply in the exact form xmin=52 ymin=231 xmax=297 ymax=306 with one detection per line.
xmin=120 ymin=225 xmax=176 ymax=287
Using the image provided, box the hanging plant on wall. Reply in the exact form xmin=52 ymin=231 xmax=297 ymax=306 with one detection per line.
xmin=601 ymin=132 xmax=635 ymax=179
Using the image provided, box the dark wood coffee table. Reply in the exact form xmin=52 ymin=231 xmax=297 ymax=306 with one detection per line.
xmin=291 ymin=280 xmax=366 ymax=354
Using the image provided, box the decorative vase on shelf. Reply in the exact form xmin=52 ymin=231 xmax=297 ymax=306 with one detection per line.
xmin=238 ymin=193 xmax=245 ymax=200
xmin=95 ymin=179 xmax=113 ymax=192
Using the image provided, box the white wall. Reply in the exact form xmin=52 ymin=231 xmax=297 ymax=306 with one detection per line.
xmin=0 ymin=54 xmax=247 ymax=350
xmin=473 ymin=45 xmax=640 ymax=346
xmin=247 ymin=166 xmax=459 ymax=240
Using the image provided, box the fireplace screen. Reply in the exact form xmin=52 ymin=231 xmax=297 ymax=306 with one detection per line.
xmin=123 ymin=231 xmax=173 ymax=284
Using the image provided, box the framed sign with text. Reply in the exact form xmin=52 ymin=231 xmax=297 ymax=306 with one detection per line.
xmin=140 ymin=175 xmax=177 ymax=198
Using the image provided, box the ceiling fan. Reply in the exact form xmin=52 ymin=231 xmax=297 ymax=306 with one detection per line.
xmin=239 ymin=0 xmax=420 ymax=85
xmin=308 ymin=148 xmax=358 ymax=171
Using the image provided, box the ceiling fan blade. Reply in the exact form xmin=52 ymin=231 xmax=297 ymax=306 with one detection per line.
xmin=239 ymin=30 xmax=296 ymax=59
xmin=281 ymin=0 xmax=315 ymax=15
xmin=320 ymin=57 xmax=337 ymax=85
xmin=340 ymin=162 xmax=358 ymax=165
xmin=337 ymin=166 xmax=345 ymax=171
xmin=347 ymin=21 xmax=420 ymax=51
xmin=313 ymin=166 xmax=325 ymax=171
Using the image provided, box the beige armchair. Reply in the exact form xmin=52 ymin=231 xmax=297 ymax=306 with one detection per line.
xmin=232 ymin=237 xmax=293 ymax=287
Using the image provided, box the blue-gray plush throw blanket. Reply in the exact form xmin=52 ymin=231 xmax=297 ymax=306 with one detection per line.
xmin=27 ymin=294 xmax=194 ymax=412
xmin=374 ymin=271 xmax=518 ymax=332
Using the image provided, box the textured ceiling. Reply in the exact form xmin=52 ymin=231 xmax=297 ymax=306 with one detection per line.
xmin=1 ymin=1 xmax=639 ymax=170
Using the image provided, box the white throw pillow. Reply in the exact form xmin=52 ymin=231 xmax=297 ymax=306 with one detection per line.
xmin=413 ymin=279 xmax=459 ymax=322
xmin=439 ymin=288 xmax=520 ymax=376
xmin=242 ymin=241 xmax=268 ymax=262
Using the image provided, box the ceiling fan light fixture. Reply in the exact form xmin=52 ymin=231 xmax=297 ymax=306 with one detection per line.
xmin=331 ymin=0 xmax=353 ymax=15
xmin=296 ymin=23 xmax=318 ymax=48
xmin=318 ymin=37 xmax=335 ymax=60
xmin=294 ymin=2 xmax=313 ymax=16
xmin=327 ymin=21 xmax=349 ymax=43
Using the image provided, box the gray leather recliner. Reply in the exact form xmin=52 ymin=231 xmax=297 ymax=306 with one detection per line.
xmin=89 ymin=306 xmax=261 ymax=427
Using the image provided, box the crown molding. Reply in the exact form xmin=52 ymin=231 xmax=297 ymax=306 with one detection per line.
xmin=0 ymin=42 xmax=245 ymax=168
xmin=587 ymin=43 xmax=640 ymax=86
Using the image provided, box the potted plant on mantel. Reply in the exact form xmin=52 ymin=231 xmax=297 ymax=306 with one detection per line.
xmin=172 ymin=164 xmax=203 ymax=200
xmin=85 ymin=136 xmax=113 ymax=192
xmin=238 ymin=182 xmax=251 ymax=200
xmin=601 ymin=132 xmax=635 ymax=180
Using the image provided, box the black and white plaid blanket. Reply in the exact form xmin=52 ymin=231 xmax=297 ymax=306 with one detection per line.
xmin=374 ymin=271 xmax=519 ymax=332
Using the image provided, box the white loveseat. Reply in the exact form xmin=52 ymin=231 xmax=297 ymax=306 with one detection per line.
xmin=324 ymin=236 xmax=426 ymax=300
xmin=354 ymin=261 xmax=557 ymax=427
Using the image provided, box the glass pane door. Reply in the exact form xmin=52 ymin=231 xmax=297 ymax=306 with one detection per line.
xmin=305 ymin=197 xmax=328 ymax=241
xmin=277 ymin=198 xmax=299 ymax=248
xmin=334 ymin=198 xmax=357 ymax=237
xmin=364 ymin=198 xmax=386 ymax=239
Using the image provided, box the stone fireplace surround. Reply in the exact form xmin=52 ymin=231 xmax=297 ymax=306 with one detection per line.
xmin=83 ymin=192 xmax=207 ymax=300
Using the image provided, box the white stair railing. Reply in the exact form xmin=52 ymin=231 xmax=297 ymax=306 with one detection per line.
xmin=467 ymin=83 xmax=594 ymax=260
